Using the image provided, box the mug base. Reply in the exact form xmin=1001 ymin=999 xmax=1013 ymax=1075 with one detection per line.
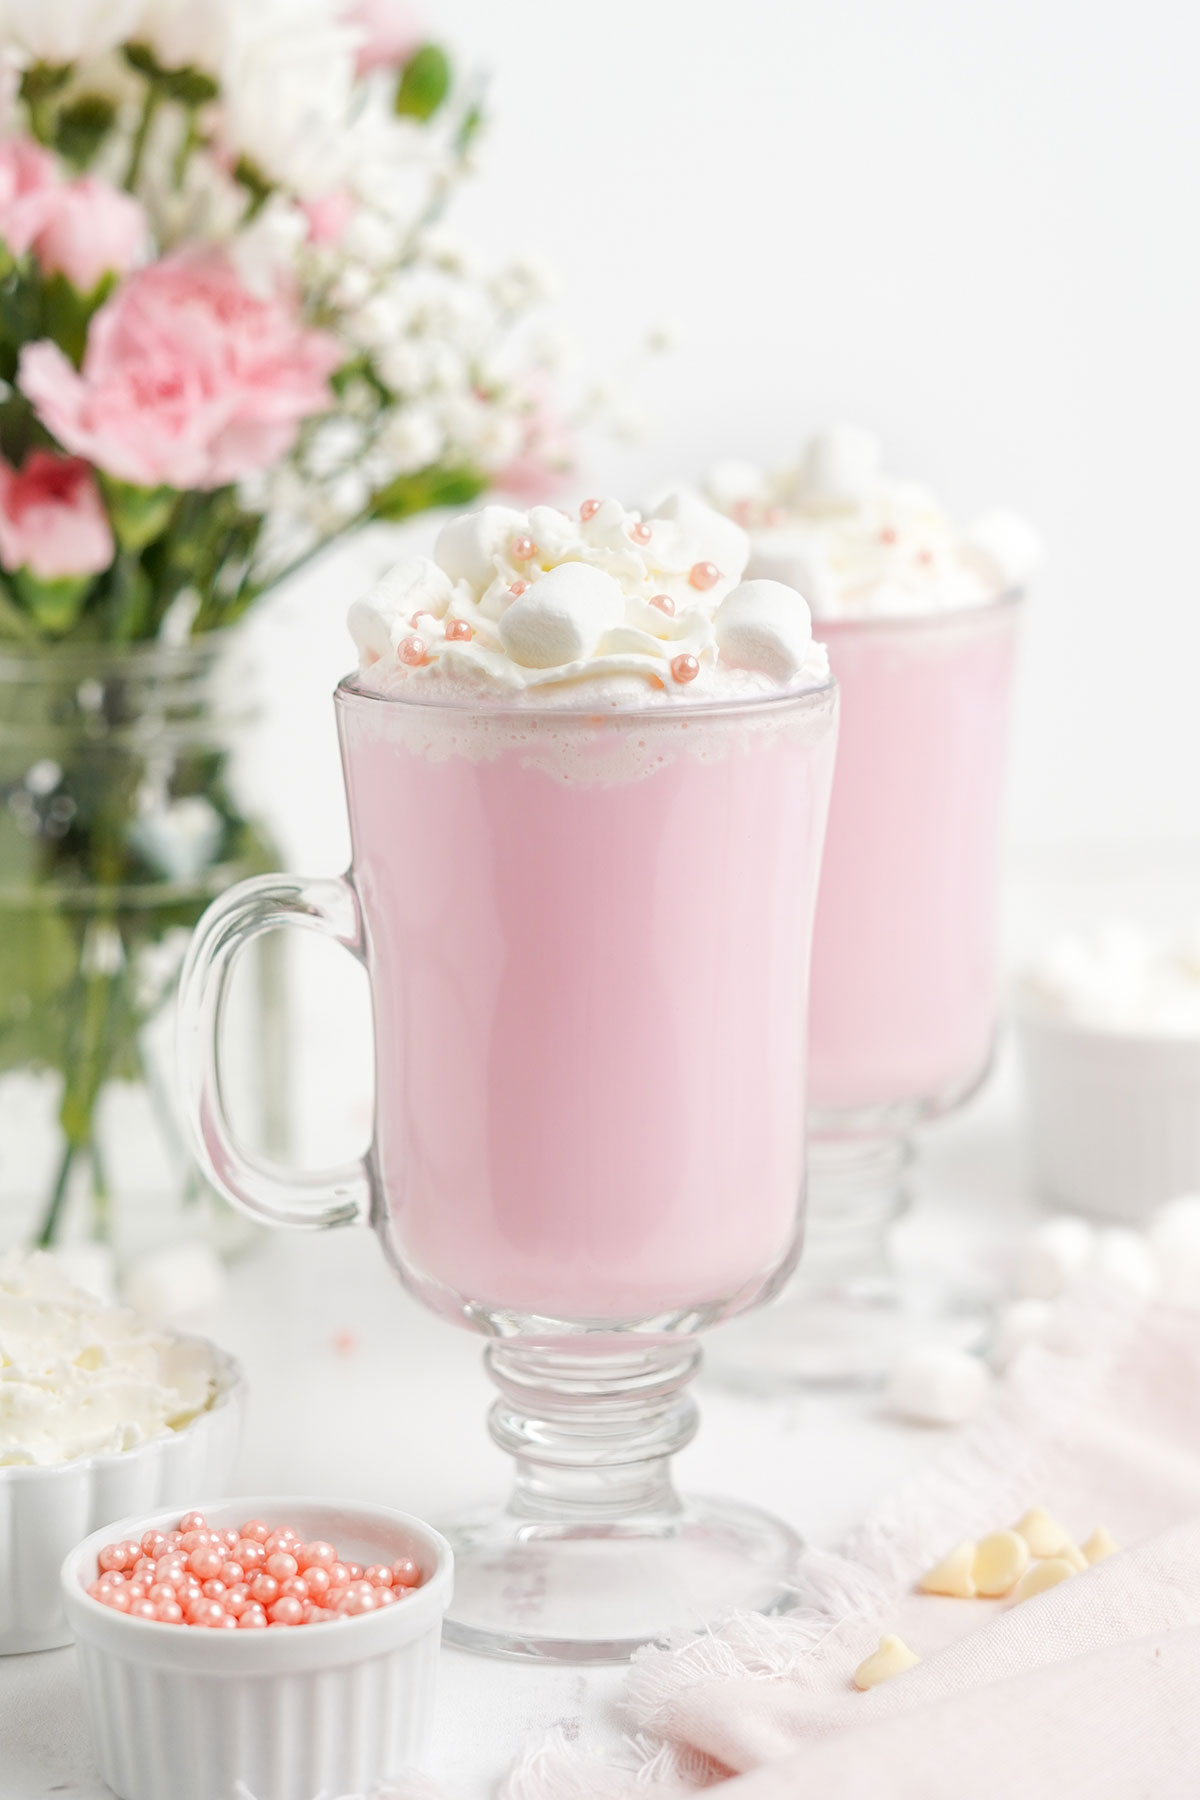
xmin=441 ymin=1491 xmax=803 ymax=1662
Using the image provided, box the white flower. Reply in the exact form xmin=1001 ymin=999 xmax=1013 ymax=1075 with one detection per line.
xmin=0 ymin=0 xmax=143 ymax=63
xmin=227 ymin=195 xmax=309 ymax=294
xmin=304 ymin=416 xmax=367 ymax=478
xmin=379 ymin=407 xmax=443 ymax=475
xmin=219 ymin=0 xmax=358 ymax=197
xmin=133 ymin=0 xmax=237 ymax=73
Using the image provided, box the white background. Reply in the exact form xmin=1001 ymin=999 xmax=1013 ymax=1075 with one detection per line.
xmin=260 ymin=0 xmax=1200 ymax=868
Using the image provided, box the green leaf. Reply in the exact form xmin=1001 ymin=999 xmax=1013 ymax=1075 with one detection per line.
xmin=13 ymin=570 xmax=91 ymax=634
xmin=102 ymin=480 xmax=177 ymax=553
xmin=0 ymin=579 xmax=39 ymax=641
xmin=19 ymin=64 xmax=72 ymax=107
xmin=123 ymin=42 xmax=219 ymax=105
xmin=54 ymin=94 xmax=117 ymax=169
xmin=41 ymin=270 xmax=114 ymax=365
xmin=395 ymin=44 xmax=452 ymax=121
xmin=105 ymin=555 xmax=153 ymax=642
xmin=370 ymin=463 xmax=486 ymax=522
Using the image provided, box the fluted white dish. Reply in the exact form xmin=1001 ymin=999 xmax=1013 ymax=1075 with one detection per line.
xmin=62 ymin=1496 xmax=453 ymax=1800
xmin=0 ymin=1344 xmax=243 ymax=1655
xmin=1018 ymin=1011 xmax=1200 ymax=1223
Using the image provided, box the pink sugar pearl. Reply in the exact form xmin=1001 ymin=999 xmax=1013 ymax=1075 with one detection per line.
xmin=179 ymin=1511 xmax=207 ymax=1533
xmin=303 ymin=1566 xmax=331 ymax=1600
xmin=240 ymin=1520 xmax=270 ymax=1543
xmin=104 ymin=1587 xmax=132 ymax=1612
xmin=147 ymin=1582 xmax=179 ymax=1605
xmin=397 ymin=636 xmax=427 ymax=667
xmin=670 ymin=654 xmax=700 ymax=685
xmin=250 ymin=1573 xmax=279 ymax=1606
xmin=391 ymin=1558 xmax=421 ymax=1587
xmin=511 ymin=535 xmax=537 ymax=560
xmin=341 ymin=1587 xmax=377 ymax=1615
xmin=328 ymin=1563 xmax=350 ymax=1588
xmin=649 ymin=593 xmax=675 ymax=616
xmin=365 ymin=1565 xmax=393 ymax=1588
xmin=265 ymin=1551 xmax=298 ymax=1581
xmin=264 ymin=1528 xmax=298 ymax=1552
xmin=140 ymin=1532 xmax=168 ymax=1558
xmin=579 ymin=498 xmax=602 ymax=521
xmin=98 ymin=1544 xmax=130 ymax=1574
xmin=219 ymin=1561 xmax=244 ymax=1586
xmin=130 ymin=1599 xmax=158 ymax=1620
xmin=269 ymin=1596 xmax=305 ymax=1626
xmin=279 ymin=1576 xmax=309 ymax=1601
xmin=345 ymin=1563 xmax=364 ymax=1581
xmin=688 ymin=561 xmax=720 ymax=591
xmin=629 ymin=521 xmax=652 ymax=545
xmin=444 ymin=619 xmax=472 ymax=641
xmin=188 ymin=1546 xmax=223 ymax=1580
xmin=224 ymin=1585 xmax=251 ymax=1617
xmin=235 ymin=1539 xmax=266 ymax=1571
xmin=201 ymin=1580 xmax=227 ymax=1601
xmin=507 ymin=579 xmax=529 ymax=598
xmin=238 ymin=1606 xmax=269 ymax=1629
xmin=179 ymin=1531 xmax=207 ymax=1555
xmin=155 ymin=1600 xmax=184 ymax=1624
xmin=298 ymin=1542 xmax=335 ymax=1572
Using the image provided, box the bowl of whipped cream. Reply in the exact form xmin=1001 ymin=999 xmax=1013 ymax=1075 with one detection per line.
xmin=0 ymin=1250 xmax=242 ymax=1653
xmin=1016 ymin=925 xmax=1200 ymax=1223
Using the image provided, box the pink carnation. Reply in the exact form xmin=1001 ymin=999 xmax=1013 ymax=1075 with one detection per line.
xmin=19 ymin=251 xmax=343 ymax=491
xmin=0 ymin=451 xmax=113 ymax=581
xmin=0 ymin=137 xmax=60 ymax=259
xmin=33 ymin=177 xmax=146 ymax=294
xmin=346 ymin=0 xmax=419 ymax=74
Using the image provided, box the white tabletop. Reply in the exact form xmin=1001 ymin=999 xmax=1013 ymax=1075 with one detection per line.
xmin=0 ymin=1042 xmax=1042 ymax=1800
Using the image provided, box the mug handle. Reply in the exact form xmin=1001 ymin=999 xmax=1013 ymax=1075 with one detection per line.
xmin=176 ymin=872 xmax=375 ymax=1231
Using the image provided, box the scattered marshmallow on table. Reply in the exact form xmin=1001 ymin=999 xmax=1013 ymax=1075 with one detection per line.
xmin=498 ymin=562 xmax=625 ymax=668
xmin=887 ymin=1344 xmax=991 ymax=1426
xmin=853 ymin=1634 xmax=921 ymax=1690
xmin=714 ymin=579 xmax=814 ymax=681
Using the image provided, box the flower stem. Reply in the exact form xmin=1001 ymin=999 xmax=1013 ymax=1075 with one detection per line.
xmin=35 ymin=1139 xmax=77 ymax=1247
xmin=125 ymin=83 xmax=161 ymax=193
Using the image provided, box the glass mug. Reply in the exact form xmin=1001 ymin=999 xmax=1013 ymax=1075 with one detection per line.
xmin=710 ymin=593 xmax=1022 ymax=1388
xmin=177 ymin=673 xmax=838 ymax=1660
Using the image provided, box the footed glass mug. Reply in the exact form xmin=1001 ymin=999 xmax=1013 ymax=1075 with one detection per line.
xmin=177 ymin=672 xmax=838 ymax=1660
xmin=711 ymin=592 xmax=1021 ymax=1388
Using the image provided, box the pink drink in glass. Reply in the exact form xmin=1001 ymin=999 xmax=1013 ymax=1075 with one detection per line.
xmin=807 ymin=598 xmax=1020 ymax=1116
xmin=336 ymin=686 xmax=838 ymax=1326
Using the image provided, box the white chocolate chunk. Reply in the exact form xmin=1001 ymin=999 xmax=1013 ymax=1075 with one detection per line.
xmin=801 ymin=424 xmax=881 ymax=510
xmin=1013 ymin=1507 xmax=1071 ymax=1558
xmin=1082 ymin=1526 xmax=1119 ymax=1564
xmin=973 ymin=1530 xmax=1031 ymax=1597
xmin=1011 ymin=1556 xmax=1075 ymax=1603
xmin=959 ymin=509 xmax=1044 ymax=589
xmin=887 ymin=1344 xmax=991 ymax=1426
xmin=498 ymin=562 xmax=625 ymax=669
xmin=1015 ymin=1216 xmax=1095 ymax=1301
xmin=714 ymin=579 xmax=813 ymax=681
xmin=434 ymin=504 xmax=526 ymax=589
xmin=1058 ymin=1539 xmax=1089 ymax=1572
xmin=853 ymin=1633 xmax=921 ymax=1690
xmin=917 ymin=1539 xmax=977 ymax=1598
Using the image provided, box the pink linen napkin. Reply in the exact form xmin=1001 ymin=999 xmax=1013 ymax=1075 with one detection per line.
xmin=502 ymin=1281 xmax=1200 ymax=1798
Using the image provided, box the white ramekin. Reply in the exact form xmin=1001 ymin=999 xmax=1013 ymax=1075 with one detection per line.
xmin=1017 ymin=1010 xmax=1200 ymax=1223
xmin=0 ymin=1343 xmax=243 ymax=1655
xmin=62 ymin=1496 xmax=453 ymax=1800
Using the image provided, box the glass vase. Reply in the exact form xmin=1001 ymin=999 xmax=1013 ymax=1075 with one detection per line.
xmin=0 ymin=635 xmax=287 ymax=1260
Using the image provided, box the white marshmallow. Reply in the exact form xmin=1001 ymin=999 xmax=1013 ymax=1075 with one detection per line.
xmin=989 ymin=1297 xmax=1054 ymax=1371
xmin=499 ymin=562 xmax=625 ymax=669
xmin=1148 ymin=1195 xmax=1200 ymax=1306
xmin=1092 ymin=1228 xmax=1158 ymax=1298
xmin=434 ymin=504 xmax=526 ymax=589
xmin=1014 ymin=1216 xmax=1096 ymax=1300
xmin=705 ymin=458 xmax=768 ymax=512
xmin=800 ymin=425 xmax=881 ymax=510
xmin=647 ymin=487 xmax=750 ymax=583
xmin=960 ymin=509 xmax=1044 ymax=589
xmin=714 ymin=579 xmax=814 ymax=682
xmin=348 ymin=556 xmax=452 ymax=658
xmin=122 ymin=1243 xmax=227 ymax=1325
xmin=745 ymin=530 xmax=836 ymax=612
xmin=887 ymin=1344 xmax=991 ymax=1426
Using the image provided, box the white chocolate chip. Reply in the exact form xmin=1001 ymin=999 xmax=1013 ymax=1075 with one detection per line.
xmin=1013 ymin=1507 xmax=1071 ymax=1558
xmin=917 ymin=1539 xmax=977 ymax=1598
xmin=853 ymin=1634 xmax=921 ymax=1690
xmin=1057 ymin=1539 xmax=1089 ymax=1572
xmin=714 ymin=579 xmax=813 ymax=681
xmin=498 ymin=562 xmax=625 ymax=668
xmin=972 ymin=1530 xmax=1031 ymax=1598
xmin=887 ymin=1344 xmax=991 ymax=1426
xmin=1011 ymin=1557 xmax=1076 ymax=1603
xmin=1082 ymin=1526 xmax=1119 ymax=1564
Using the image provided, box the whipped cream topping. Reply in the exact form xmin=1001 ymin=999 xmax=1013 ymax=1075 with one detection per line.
xmin=349 ymin=491 xmax=829 ymax=702
xmin=702 ymin=426 xmax=1042 ymax=620
xmin=1020 ymin=924 xmax=1200 ymax=1037
xmin=0 ymin=1252 xmax=220 ymax=1467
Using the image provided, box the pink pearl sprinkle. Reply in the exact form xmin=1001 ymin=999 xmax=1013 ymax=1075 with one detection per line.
xmin=365 ymin=1564 xmax=393 ymax=1587
xmin=444 ymin=618 xmax=473 ymax=641
xmin=141 ymin=1532 xmax=168 ymax=1558
xmin=879 ymin=525 xmax=898 ymax=545
xmin=345 ymin=1564 xmax=364 ymax=1581
xmin=299 ymin=1541 xmax=336 ymax=1571
xmin=507 ymin=579 xmax=529 ymax=598
xmin=147 ymin=1582 xmax=178 ymax=1605
xmin=269 ymin=1596 xmax=305 ymax=1626
xmin=250 ymin=1573 xmax=279 ymax=1606
xmin=649 ymin=593 xmax=675 ymax=616
xmin=341 ymin=1587 xmax=377 ymax=1615
xmin=579 ymin=498 xmax=602 ymax=521
xmin=189 ymin=1547 xmax=223 ymax=1580
xmin=688 ymin=561 xmax=720 ymax=592
xmin=392 ymin=1558 xmax=421 ymax=1588
xmin=98 ymin=1544 xmax=129 ymax=1574
xmin=916 ymin=546 xmax=934 ymax=565
xmin=219 ymin=1562 xmax=244 ymax=1587
xmin=235 ymin=1539 xmax=265 ymax=1571
xmin=304 ymin=1566 xmax=331 ymax=1599
xmin=265 ymin=1551 xmax=298 ymax=1582
xmin=130 ymin=1599 xmax=158 ymax=1620
xmin=397 ymin=635 xmax=427 ymax=666
xmin=238 ymin=1606 xmax=269 ymax=1629
xmin=105 ymin=1587 xmax=132 ymax=1612
xmin=179 ymin=1512 xmax=207 ymax=1534
xmin=201 ymin=1580 xmax=227 ymax=1601
xmin=328 ymin=1563 xmax=350 ymax=1588
xmin=511 ymin=535 xmax=537 ymax=560
xmin=241 ymin=1520 xmax=270 ymax=1544
xmin=671 ymin=654 xmax=700 ymax=685
xmin=155 ymin=1600 xmax=184 ymax=1624
xmin=629 ymin=521 xmax=652 ymax=545
xmin=279 ymin=1577 xmax=309 ymax=1601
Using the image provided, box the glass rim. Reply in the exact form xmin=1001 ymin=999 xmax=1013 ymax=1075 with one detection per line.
xmin=812 ymin=586 xmax=1024 ymax=637
xmin=334 ymin=666 xmax=838 ymax=725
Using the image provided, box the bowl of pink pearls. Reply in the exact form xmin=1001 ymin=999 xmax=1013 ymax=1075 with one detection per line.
xmin=61 ymin=1497 xmax=453 ymax=1800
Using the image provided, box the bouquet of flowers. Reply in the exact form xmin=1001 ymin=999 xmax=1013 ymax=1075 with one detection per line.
xmin=0 ymin=0 xmax=565 ymax=1248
